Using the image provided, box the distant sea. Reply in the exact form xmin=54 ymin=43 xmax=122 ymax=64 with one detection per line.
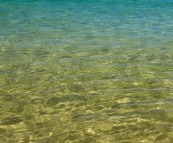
xmin=0 ymin=0 xmax=173 ymax=142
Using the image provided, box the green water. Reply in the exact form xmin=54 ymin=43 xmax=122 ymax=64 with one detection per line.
xmin=0 ymin=0 xmax=173 ymax=142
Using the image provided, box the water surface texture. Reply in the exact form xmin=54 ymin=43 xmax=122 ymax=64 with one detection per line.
xmin=0 ymin=0 xmax=173 ymax=142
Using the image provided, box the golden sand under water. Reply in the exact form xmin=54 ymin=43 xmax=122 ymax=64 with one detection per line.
xmin=0 ymin=1 xmax=173 ymax=142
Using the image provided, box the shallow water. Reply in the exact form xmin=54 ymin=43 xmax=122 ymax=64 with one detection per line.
xmin=0 ymin=0 xmax=173 ymax=142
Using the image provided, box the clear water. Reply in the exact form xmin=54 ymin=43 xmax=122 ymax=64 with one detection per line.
xmin=0 ymin=0 xmax=173 ymax=142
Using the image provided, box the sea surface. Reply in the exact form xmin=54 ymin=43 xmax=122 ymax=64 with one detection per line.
xmin=0 ymin=0 xmax=173 ymax=142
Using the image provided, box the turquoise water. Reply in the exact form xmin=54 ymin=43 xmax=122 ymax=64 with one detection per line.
xmin=0 ymin=0 xmax=173 ymax=142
